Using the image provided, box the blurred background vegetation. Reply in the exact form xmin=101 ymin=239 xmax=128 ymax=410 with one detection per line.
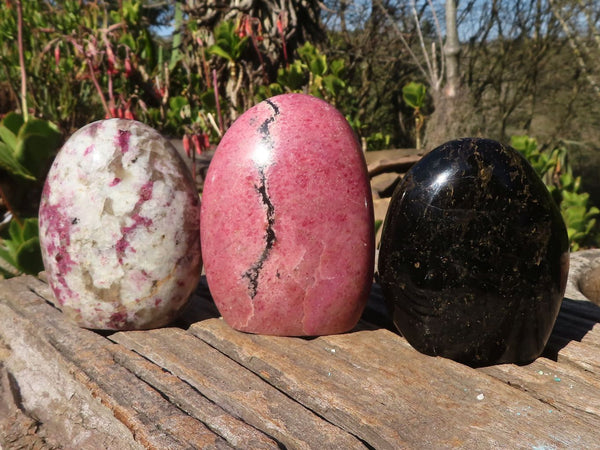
xmin=1 ymin=0 xmax=600 ymax=276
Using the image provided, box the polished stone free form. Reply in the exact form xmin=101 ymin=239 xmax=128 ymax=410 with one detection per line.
xmin=378 ymin=138 xmax=569 ymax=366
xmin=201 ymin=94 xmax=374 ymax=336
xmin=39 ymin=119 xmax=202 ymax=330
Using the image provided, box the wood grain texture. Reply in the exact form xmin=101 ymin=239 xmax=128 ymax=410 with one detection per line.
xmin=109 ymin=344 xmax=279 ymax=449
xmin=190 ymin=318 xmax=597 ymax=449
xmin=0 ymin=275 xmax=230 ymax=449
xmin=110 ymin=328 xmax=365 ymax=450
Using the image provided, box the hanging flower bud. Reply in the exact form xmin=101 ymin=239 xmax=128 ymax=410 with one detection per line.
xmin=236 ymin=16 xmax=247 ymax=38
xmin=106 ymin=45 xmax=119 ymax=75
xmin=54 ymin=44 xmax=61 ymax=67
xmin=124 ymin=108 xmax=135 ymax=120
xmin=192 ymin=134 xmax=202 ymax=156
xmin=124 ymin=57 xmax=133 ymax=78
xmin=117 ymin=107 xmax=124 ymax=119
xmin=202 ymin=133 xmax=210 ymax=150
xmin=109 ymin=106 xmax=117 ymax=118
xmin=183 ymin=134 xmax=191 ymax=158
xmin=244 ymin=17 xmax=253 ymax=39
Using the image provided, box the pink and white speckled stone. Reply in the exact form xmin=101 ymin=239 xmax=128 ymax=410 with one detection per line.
xmin=201 ymin=94 xmax=374 ymax=336
xmin=39 ymin=119 xmax=201 ymax=330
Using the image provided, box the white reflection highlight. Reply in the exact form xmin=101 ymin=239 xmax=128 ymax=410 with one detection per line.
xmin=252 ymin=142 xmax=272 ymax=167
xmin=432 ymin=170 xmax=450 ymax=189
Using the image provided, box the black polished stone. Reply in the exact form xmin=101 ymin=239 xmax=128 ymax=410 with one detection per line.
xmin=378 ymin=138 xmax=570 ymax=366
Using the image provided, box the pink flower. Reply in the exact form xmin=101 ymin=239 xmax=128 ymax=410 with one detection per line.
xmin=191 ymin=134 xmax=202 ymax=155
xmin=183 ymin=134 xmax=191 ymax=158
xmin=54 ymin=44 xmax=60 ymax=66
xmin=124 ymin=57 xmax=133 ymax=78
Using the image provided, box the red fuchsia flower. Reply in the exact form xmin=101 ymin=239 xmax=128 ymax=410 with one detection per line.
xmin=124 ymin=56 xmax=133 ymax=78
xmin=244 ymin=17 xmax=253 ymax=38
xmin=236 ymin=16 xmax=248 ymax=38
xmin=191 ymin=134 xmax=202 ymax=155
xmin=277 ymin=11 xmax=289 ymax=66
xmin=54 ymin=44 xmax=61 ymax=67
xmin=124 ymin=108 xmax=135 ymax=120
xmin=109 ymin=106 xmax=117 ymax=118
xmin=183 ymin=134 xmax=191 ymax=158
xmin=106 ymin=45 xmax=119 ymax=75
xmin=202 ymin=133 xmax=210 ymax=150
xmin=107 ymin=60 xmax=119 ymax=75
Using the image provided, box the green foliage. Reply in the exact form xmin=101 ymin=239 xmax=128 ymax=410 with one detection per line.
xmin=512 ymin=135 xmax=599 ymax=251
xmin=0 ymin=113 xmax=61 ymax=277
xmin=402 ymin=82 xmax=427 ymax=150
xmin=259 ymin=43 xmax=347 ymax=104
xmin=0 ymin=112 xmax=61 ymax=182
xmin=0 ymin=218 xmax=44 ymax=278
xmin=402 ymin=82 xmax=427 ymax=110
xmin=208 ymin=21 xmax=249 ymax=63
xmin=365 ymin=131 xmax=392 ymax=151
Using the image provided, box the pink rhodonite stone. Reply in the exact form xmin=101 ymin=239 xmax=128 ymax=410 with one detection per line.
xmin=201 ymin=94 xmax=374 ymax=336
xmin=39 ymin=119 xmax=202 ymax=330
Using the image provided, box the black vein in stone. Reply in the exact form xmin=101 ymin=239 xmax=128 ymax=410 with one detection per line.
xmin=243 ymin=167 xmax=276 ymax=298
xmin=242 ymin=99 xmax=279 ymax=299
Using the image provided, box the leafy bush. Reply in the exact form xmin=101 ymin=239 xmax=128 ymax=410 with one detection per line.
xmin=511 ymin=135 xmax=599 ymax=251
xmin=0 ymin=217 xmax=43 ymax=278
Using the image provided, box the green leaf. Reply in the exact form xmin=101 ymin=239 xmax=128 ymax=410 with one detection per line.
xmin=277 ymin=62 xmax=307 ymax=91
xmin=21 ymin=218 xmax=39 ymax=241
xmin=0 ymin=125 xmax=18 ymax=151
xmin=17 ymin=118 xmax=61 ymax=144
xmin=309 ymin=54 xmax=327 ymax=77
xmin=0 ymin=112 xmax=24 ymax=151
xmin=200 ymin=90 xmax=216 ymax=109
xmin=298 ymin=42 xmax=317 ymax=62
xmin=169 ymin=2 xmax=184 ymax=71
xmin=329 ymin=59 xmax=345 ymax=77
xmin=402 ymin=82 xmax=427 ymax=109
xmin=210 ymin=21 xmax=248 ymax=62
xmin=208 ymin=44 xmax=234 ymax=62
xmin=14 ymin=119 xmax=62 ymax=180
xmin=119 ymin=33 xmax=136 ymax=51
xmin=0 ymin=141 xmax=35 ymax=180
xmin=0 ymin=245 xmax=18 ymax=270
xmin=323 ymin=74 xmax=345 ymax=97
xmin=140 ymin=28 xmax=157 ymax=69
xmin=2 ymin=112 xmax=25 ymax=136
xmin=15 ymin=236 xmax=44 ymax=275
xmin=511 ymin=135 xmax=538 ymax=154
xmin=8 ymin=218 xmax=22 ymax=242
xmin=169 ymin=96 xmax=188 ymax=112
xmin=0 ymin=218 xmax=43 ymax=275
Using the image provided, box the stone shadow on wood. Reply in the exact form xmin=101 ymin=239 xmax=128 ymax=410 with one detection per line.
xmin=174 ymin=276 xmax=221 ymax=329
xmin=176 ymin=277 xmax=396 ymax=335
xmin=542 ymin=296 xmax=600 ymax=361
